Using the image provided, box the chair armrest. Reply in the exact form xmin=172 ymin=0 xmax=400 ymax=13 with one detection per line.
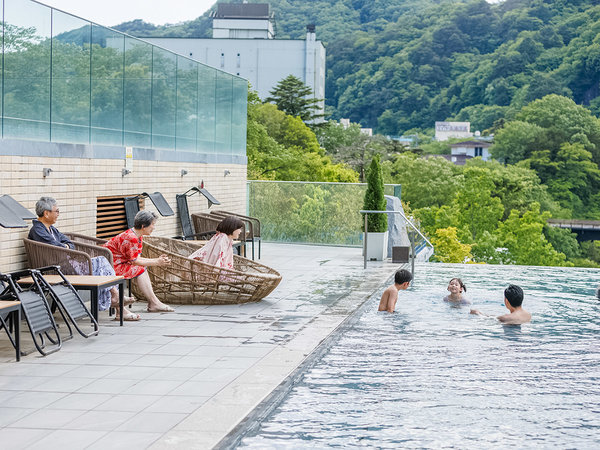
xmin=71 ymin=241 xmax=114 ymax=266
xmin=63 ymin=232 xmax=108 ymax=246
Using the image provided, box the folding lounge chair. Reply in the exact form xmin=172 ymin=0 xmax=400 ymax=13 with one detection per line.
xmin=210 ymin=210 xmax=261 ymax=259
xmin=124 ymin=192 xmax=174 ymax=229
xmin=35 ymin=266 xmax=99 ymax=339
xmin=0 ymin=270 xmax=61 ymax=356
xmin=175 ymin=194 xmax=218 ymax=241
xmin=0 ymin=280 xmax=21 ymax=361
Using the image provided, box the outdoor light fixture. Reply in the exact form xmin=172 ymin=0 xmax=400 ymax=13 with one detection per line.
xmin=181 ymin=169 xmax=188 ymax=177
xmin=42 ymin=168 xmax=53 ymax=178
xmin=224 ymin=169 xmax=231 ymax=177
xmin=122 ymin=168 xmax=132 ymax=177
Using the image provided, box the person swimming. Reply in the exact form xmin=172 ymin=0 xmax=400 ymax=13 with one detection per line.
xmin=443 ymin=278 xmax=470 ymax=305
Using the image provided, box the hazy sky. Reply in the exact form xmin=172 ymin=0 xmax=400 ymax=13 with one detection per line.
xmin=37 ymin=0 xmax=216 ymax=27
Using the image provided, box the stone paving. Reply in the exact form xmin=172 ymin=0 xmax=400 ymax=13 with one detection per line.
xmin=0 ymin=243 xmax=401 ymax=449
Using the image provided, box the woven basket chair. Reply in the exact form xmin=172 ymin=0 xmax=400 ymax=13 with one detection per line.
xmin=133 ymin=236 xmax=281 ymax=305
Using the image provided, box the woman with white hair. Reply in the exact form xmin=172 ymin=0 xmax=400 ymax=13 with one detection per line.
xmin=105 ymin=210 xmax=173 ymax=315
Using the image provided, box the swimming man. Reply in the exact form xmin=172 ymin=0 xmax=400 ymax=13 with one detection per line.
xmin=470 ymin=284 xmax=531 ymax=324
xmin=378 ymin=269 xmax=412 ymax=313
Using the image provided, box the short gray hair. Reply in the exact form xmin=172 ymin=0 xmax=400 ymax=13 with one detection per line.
xmin=35 ymin=197 xmax=57 ymax=217
xmin=133 ymin=210 xmax=158 ymax=229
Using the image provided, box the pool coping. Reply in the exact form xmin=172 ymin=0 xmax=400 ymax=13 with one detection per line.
xmin=149 ymin=262 xmax=404 ymax=450
xmin=214 ymin=271 xmax=396 ymax=449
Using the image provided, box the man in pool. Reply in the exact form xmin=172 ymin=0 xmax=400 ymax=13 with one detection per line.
xmin=470 ymin=284 xmax=531 ymax=324
xmin=378 ymin=269 xmax=412 ymax=313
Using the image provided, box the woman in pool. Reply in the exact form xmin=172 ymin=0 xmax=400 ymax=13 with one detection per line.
xmin=444 ymin=278 xmax=470 ymax=305
xmin=189 ymin=215 xmax=244 ymax=268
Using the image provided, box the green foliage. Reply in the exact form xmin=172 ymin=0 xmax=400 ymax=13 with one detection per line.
xmin=265 ymin=75 xmax=324 ymax=123
xmin=116 ymin=1 xmax=600 ymax=136
xmin=363 ymin=155 xmax=387 ymax=232
xmin=496 ymin=203 xmax=569 ymax=266
xmin=430 ymin=227 xmax=472 ymax=263
xmin=246 ymin=91 xmax=358 ymax=182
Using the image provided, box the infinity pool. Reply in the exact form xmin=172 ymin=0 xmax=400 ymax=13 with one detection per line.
xmin=239 ymin=263 xmax=600 ymax=448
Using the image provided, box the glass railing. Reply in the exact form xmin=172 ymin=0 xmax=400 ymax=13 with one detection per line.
xmin=0 ymin=0 xmax=247 ymax=156
xmin=247 ymin=180 xmax=402 ymax=246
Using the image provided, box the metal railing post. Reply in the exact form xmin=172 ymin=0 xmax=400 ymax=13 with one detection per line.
xmin=363 ymin=213 xmax=368 ymax=269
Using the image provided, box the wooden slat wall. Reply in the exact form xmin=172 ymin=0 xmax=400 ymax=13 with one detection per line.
xmin=96 ymin=195 xmax=144 ymax=239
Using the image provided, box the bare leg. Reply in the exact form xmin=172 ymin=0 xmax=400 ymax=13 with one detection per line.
xmin=133 ymin=271 xmax=173 ymax=312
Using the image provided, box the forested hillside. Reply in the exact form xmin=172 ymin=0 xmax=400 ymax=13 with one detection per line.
xmin=116 ymin=0 xmax=600 ymax=135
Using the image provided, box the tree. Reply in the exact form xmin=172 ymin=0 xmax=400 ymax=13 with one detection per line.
xmin=430 ymin=227 xmax=472 ymax=263
xmin=496 ymin=203 xmax=568 ymax=266
xmin=363 ymin=155 xmax=387 ymax=232
xmin=265 ymin=75 xmax=324 ymax=123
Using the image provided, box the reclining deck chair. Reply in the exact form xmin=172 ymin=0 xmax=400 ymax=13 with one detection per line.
xmin=191 ymin=213 xmax=247 ymax=256
xmin=210 ymin=210 xmax=261 ymax=259
xmin=35 ymin=266 xmax=99 ymax=339
xmin=133 ymin=236 xmax=281 ymax=305
xmin=0 ymin=270 xmax=61 ymax=356
xmin=23 ymin=237 xmax=111 ymax=330
xmin=0 ymin=282 xmax=21 ymax=361
xmin=124 ymin=192 xmax=174 ymax=229
xmin=175 ymin=193 xmax=218 ymax=241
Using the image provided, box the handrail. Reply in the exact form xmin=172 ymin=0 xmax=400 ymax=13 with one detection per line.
xmin=360 ymin=210 xmax=434 ymax=270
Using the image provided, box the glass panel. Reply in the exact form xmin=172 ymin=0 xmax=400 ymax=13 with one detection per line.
xmin=3 ymin=0 xmax=51 ymax=140
xmin=51 ymin=10 xmax=91 ymax=143
xmin=231 ymin=77 xmax=247 ymax=156
xmin=197 ymin=64 xmax=215 ymax=154
xmin=215 ymin=71 xmax=232 ymax=154
xmin=248 ymin=182 xmax=402 ymax=245
xmin=175 ymin=55 xmax=197 ymax=152
xmin=91 ymin=25 xmax=124 ymax=146
xmin=123 ymin=37 xmax=151 ymax=147
xmin=151 ymin=46 xmax=176 ymax=150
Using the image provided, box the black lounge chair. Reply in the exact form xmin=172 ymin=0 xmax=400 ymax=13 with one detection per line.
xmin=35 ymin=266 xmax=99 ymax=340
xmin=0 ymin=283 xmax=21 ymax=362
xmin=0 ymin=194 xmax=35 ymax=228
xmin=175 ymin=192 xmax=218 ymax=241
xmin=124 ymin=192 xmax=175 ymax=229
xmin=0 ymin=270 xmax=61 ymax=356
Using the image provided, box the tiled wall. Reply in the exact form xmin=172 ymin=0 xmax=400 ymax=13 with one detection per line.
xmin=0 ymin=155 xmax=247 ymax=272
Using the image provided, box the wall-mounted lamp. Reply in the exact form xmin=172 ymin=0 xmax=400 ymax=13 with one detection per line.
xmin=181 ymin=169 xmax=188 ymax=177
xmin=122 ymin=168 xmax=132 ymax=177
xmin=43 ymin=168 xmax=53 ymax=178
xmin=224 ymin=169 xmax=231 ymax=177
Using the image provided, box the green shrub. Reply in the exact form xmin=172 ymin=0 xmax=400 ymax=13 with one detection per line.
xmin=363 ymin=155 xmax=387 ymax=232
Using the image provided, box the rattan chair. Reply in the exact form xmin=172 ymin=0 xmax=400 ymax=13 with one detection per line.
xmin=132 ymin=236 xmax=281 ymax=305
xmin=210 ymin=210 xmax=261 ymax=259
xmin=23 ymin=235 xmax=113 ymax=275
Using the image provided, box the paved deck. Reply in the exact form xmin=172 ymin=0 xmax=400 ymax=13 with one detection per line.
xmin=0 ymin=243 xmax=402 ymax=449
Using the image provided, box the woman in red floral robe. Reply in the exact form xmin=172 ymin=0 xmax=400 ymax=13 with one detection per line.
xmin=106 ymin=210 xmax=173 ymax=317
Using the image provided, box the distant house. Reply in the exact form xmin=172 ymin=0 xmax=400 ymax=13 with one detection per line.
xmin=443 ymin=140 xmax=492 ymax=165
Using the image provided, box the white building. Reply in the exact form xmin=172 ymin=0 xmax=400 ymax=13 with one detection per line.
xmin=144 ymin=3 xmax=326 ymax=111
xmin=445 ymin=140 xmax=492 ymax=165
xmin=435 ymin=121 xmax=472 ymax=141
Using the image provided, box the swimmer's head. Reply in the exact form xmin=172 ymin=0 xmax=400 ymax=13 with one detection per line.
xmin=448 ymin=278 xmax=466 ymax=293
xmin=504 ymin=284 xmax=524 ymax=307
xmin=395 ymin=269 xmax=412 ymax=285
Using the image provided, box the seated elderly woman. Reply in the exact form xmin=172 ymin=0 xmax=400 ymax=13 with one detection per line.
xmin=105 ymin=210 xmax=173 ymax=314
xmin=28 ymin=196 xmax=137 ymax=321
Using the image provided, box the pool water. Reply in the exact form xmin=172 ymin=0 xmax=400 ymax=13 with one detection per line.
xmin=239 ymin=263 xmax=600 ymax=448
